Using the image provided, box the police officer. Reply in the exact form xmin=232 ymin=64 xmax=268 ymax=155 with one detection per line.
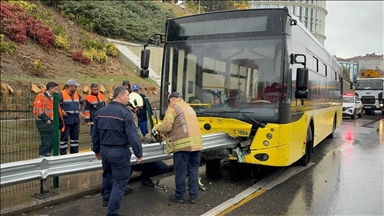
xmin=153 ymin=92 xmax=203 ymax=204
xmin=91 ymin=86 xmax=143 ymax=216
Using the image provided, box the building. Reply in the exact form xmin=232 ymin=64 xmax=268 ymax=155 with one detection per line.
xmin=336 ymin=53 xmax=384 ymax=82
xmin=348 ymin=53 xmax=384 ymax=72
xmin=336 ymin=57 xmax=359 ymax=83
xmin=248 ymin=0 xmax=327 ymax=45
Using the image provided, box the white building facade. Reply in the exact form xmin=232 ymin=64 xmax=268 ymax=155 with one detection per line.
xmin=248 ymin=0 xmax=327 ymax=45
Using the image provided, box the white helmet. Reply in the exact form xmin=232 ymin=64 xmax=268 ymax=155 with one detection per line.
xmin=129 ymin=92 xmax=143 ymax=108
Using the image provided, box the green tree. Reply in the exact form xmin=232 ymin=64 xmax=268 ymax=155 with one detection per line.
xmin=185 ymin=0 xmax=236 ymax=12
xmin=162 ymin=0 xmax=178 ymax=4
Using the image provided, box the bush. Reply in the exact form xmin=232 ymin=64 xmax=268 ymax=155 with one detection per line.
xmin=83 ymin=48 xmax=108 ymax=63
xmin=9 ymin=0 xmax=37 ymax=13
xmin=53 ymin=25 xmax=65 ymax=35
xmin=0 ymin=1 xmax=55 ymax=50
xmin=33 ymin=60 xmax=42 ymax=71
xmin=72 ymin=50 xmax=83 ymax=61
xmin=81 ymin=39 xmax=104 ymax=50
xmin=54 ymin=34 xmax=69 ymax=49
xmin=106 ymin=42 xmax=118 ymax=57
xmin=0 ymin=34 xmax=17 ymax=55
xmin=72 ymin=49 xmax=92 ymax=65
xmin=55 ymin=1 xmax=178 ymax=42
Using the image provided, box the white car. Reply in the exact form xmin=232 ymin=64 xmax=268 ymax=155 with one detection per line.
xmin=342 ymin=94 xmax=363 ymax=119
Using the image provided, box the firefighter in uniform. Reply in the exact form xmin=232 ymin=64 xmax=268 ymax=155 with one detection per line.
xmin=59 ymin=79 xmax=85 ymax=155
xmin=91 ymin=86 xmax=143 ymax=216
xmin=153 ymin=92 xmax=203 ymax=204
xmin=84 ymin=83 xmax=106 ymax=135
xmin=33 ymin=82 xmax=65 ymax=157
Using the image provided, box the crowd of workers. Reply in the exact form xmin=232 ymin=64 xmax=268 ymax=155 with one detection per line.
xmin=32 ymin=79 xmax=203 ymax=216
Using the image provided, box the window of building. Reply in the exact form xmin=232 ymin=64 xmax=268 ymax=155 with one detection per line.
xmin=323 ymin=63 xmax=327 ymax=76
xmin=313 ymin=56 xmax=318 ymax=72
xmin=334 ymin=71 xmax=338 ymax=81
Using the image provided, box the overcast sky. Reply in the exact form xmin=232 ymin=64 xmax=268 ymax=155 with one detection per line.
xmin=325 ymin=1 xmax=384 ymax=58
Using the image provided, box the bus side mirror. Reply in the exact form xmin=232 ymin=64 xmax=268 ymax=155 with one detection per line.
xmin=140 ymin=49 xmax=150 ymax=78
xmin=295 ymin=68 xmax=309 ymax=99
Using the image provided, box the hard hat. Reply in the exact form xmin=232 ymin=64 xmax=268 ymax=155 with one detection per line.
xmin=129 ymin=92 xmax=143 ymax=108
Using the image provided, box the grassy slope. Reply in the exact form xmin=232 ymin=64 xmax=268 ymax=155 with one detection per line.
xmin=0 ymin=1 xmax=195 ymax=100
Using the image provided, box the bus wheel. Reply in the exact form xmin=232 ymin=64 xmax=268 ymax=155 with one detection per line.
xmin=299 ymin=126 xmax=313 ymax=166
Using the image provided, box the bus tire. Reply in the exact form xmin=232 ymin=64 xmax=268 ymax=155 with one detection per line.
xmin=299 ymin=126 xmax=313 ymax=166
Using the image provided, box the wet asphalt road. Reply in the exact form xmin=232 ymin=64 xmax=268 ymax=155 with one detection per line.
xmin=26 ymin=113 xmax=383 ymax=216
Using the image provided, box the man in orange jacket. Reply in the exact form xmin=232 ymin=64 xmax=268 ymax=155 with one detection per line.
xmin=33 ymin=82 xmax=64 ymax=157
xmin=84 ymin=83 xmax=106 ymax=135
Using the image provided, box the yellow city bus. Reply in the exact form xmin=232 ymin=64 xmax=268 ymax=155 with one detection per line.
xmin=141 ymin=8 xmax=343 ymax=167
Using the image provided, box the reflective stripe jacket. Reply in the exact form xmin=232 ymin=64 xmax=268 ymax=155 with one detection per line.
xmin=60 ymin=90 xmax=83 ymax=124
xmin=33 ymin=90 xmax=65 ymax=131
xmin=156 ymin=98 xmax=203 ymax=154
xmin=84 ymin=93 xmax=106 ymax=123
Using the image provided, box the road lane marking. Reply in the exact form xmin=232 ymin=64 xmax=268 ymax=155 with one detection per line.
xmin=201 ymin=163 xmax=315 ymax=216
xmin=216 ymin=189 xmax=267 ymax=216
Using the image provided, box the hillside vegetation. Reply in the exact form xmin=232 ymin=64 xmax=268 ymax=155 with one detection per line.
xmin=0 ymin=0 xmax=195 ymax=99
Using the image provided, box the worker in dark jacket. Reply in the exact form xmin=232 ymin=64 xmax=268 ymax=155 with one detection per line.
xmin=122 ymin=80 xmax=132 ymax=93
xmin=92 ymin=86 xmax=143 ymax=216
xmin=59 ymin=79 xmax=85 ymax=155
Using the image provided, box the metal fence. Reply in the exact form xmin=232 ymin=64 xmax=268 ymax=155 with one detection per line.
xmin=0 ymin=92 xmax=41 ymax=163
xmin=0 ymin=92 xmax=92 ymax=163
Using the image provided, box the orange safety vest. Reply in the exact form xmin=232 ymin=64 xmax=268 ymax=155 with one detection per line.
xmin=33 ymin=90 xmax=65 ymax=132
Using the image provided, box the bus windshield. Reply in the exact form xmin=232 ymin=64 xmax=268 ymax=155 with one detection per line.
xmin=162 ymin=36 xmax=285 ymax=124
xmin=356 ymin=80 xmax=383 ymax=90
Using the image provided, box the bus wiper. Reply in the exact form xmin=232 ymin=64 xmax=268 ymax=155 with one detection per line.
xmin=196 ymin=110 xmax=226 ymax=118
xmin=221 ymin=111 xmax=265 ymax=128
xmin=197 ymin=110 xmax=265 ymax=128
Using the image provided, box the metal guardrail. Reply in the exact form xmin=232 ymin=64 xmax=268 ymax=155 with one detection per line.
xmin=0 ymin=133 xmax=240 ymax=187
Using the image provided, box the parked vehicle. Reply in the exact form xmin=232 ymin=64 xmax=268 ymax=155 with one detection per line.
xmin=343 ymin=93 xmax=363 ymax=119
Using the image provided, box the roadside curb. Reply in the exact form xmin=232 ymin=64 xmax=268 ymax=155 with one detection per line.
xmin=1 ymin=185 xmax=101 ymax=216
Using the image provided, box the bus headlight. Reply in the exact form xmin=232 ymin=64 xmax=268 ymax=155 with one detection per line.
xmin=266 ymin=133 xmax=273 ymax=139
xmin=263 ymin=140 xmax=269 ymax=146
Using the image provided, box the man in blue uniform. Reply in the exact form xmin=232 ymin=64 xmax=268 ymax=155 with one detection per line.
xmin=92 ymin=86 xmax=143 ymax=216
